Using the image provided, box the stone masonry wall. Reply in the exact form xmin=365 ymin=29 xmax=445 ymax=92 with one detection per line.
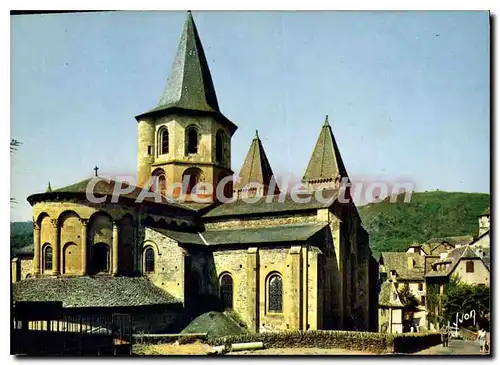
xmin=141 ymin=228 xmax=186 ymax=302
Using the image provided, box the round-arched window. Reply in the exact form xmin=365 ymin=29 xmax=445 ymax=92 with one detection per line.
xmin=144 ymin=247 xmax=155 ymax=273
xmin=268 ymin=273 xmax=283 ymax=313
xmin=43 ymin=244 xmax=53 ymax=271
xmin=219 ymin=273 xmax=233 ymax=309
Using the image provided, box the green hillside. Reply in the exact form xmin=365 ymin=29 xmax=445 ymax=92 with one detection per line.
xmin=11 ymin=221 xmax=34 ymax=254
xmin=358 ymin=191 xmax=490 ymax=258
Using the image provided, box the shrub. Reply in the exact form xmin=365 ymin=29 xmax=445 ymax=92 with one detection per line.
xmin=207 ymin=330 xmax=441 ymax=354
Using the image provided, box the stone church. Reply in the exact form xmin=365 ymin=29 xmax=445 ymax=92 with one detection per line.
xmin=12 ymin=12 xmax=378 ymax=333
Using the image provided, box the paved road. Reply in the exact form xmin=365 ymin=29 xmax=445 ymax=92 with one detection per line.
xmin=414 ymin=339 xmax=486 ymax=355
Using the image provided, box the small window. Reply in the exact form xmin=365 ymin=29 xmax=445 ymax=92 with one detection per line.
xmin=219 ymin=273 xmax=233 ymax=310
xmin=161 ymin=129 xmax=169 ymax=154
xmin=466 ymin=261 xmax=474 ymax=273
xmin=43 ymin=244 xmax=52 ymax=271
xmin=418 ymin=283 xmax=423 ymax=291
xmin=216 ymin=130 xmax=225 ymax=163
xmin=421 ymin=296 xmax=426 ymax=306
xmin=144 ymin=247 xmax=155 ymax=273
xmin=147 ymin=145 xmax=152 ymax=155
xmin=268 ymin=273 xmax=283 ymax=313
xmin=186 ymin=128 xmax=198 ymax=154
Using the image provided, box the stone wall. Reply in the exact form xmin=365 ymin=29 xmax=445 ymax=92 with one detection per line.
xmin=204 ymin=212 xmax=317 ymax=230
xmin=137 ymin=114 xmax=233 ymax=201
xmin=454 ymin=259 xmax=490 ymax=286
xmin=30 ymin=200 xmax=140 ymax=277
xmin=212 ymin=249 xmax=249 ymax=324
xmin=141 ymin=228 xmax=186 ymax=301
xmin=11 ymin=257 xmax=34 ymax=283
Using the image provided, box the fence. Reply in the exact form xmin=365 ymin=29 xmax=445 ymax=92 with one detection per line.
xmin=12 ymin=309 xmax=132 ymax=355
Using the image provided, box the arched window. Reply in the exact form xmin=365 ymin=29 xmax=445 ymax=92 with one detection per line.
xmin=186 ymin=127 xmax=198 ymax=154
xmin=43 ymin=244 xmax=52 ymax=271
xmin=218 ymin=172 xmax=233 ymax=199
xmin=144 ymin=247 xmax=155 ymax=273
xmin=92 ymin=243 xmax=109 ymax=273
xmin=152 ymin=169 xmax=166 ymax=194
xmin=219 ymin=273 xmax=233 ymax=309
xmin=268 ymin=273 xmax=283 ymax=313
xmin=182 ymin=168 xmax=202 ymax=194
xmin=216 ymin=130 xmax=225 ymax=163
xmin=161 ymin=128 xmax=169 ymax=154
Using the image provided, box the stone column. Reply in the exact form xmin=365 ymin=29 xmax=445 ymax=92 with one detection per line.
xmin=80 ymin=218 xmax=88 ymax=275
xmin=50 ymin=219 xmax=60 ymax=275
xmin=112 ymin=220 xmax=119 ymax=276
xmin=307 ymin=247 xmax=321 ymax=330
xmin=33 ymin=222 xmax=41 ymax=276
xmin=246 ymin=247 xmax=259 ymax=333
xmin=286 ymin=246 xmax=302 ymax=331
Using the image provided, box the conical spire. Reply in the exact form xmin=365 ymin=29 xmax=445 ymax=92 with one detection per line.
xmin=136 ymin=12 xmax=236 ymax=132
xmin=157 ymin=11 xmax=219 ymax=112
xmin=46 ymin=182 xmax=52 ymax=192
xmin=302 ymin=115 xmax=349 ymax=184
xmin=235 ymin=131 xmax=280 ymax=195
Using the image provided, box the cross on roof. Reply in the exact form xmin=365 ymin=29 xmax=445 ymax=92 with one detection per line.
xmin=94 ymin=166 xmax=99 ymax=177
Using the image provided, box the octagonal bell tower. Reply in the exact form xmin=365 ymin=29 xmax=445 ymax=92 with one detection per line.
xmin=135 ymin=12 xmax=237 ymax=203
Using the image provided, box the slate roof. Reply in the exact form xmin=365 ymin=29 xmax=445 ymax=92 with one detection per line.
xmin=421 ymin=235 xmax=473 ymax=255
xmin=379 ymin=281 xmax=404 ymax=307
xmin=27 ymin=177 xmax=196 ymax=213
xmin=153 ymin=223 xmax=328 ymax=246
xmin=302 ymin=115 xmax=349 ymax=183
xmin=234 ymin=131 xmax=280 ymax=195
xmin=135 ymin=12 xmax=236 ymax=132
xmin=380 ymin=252 xmax=425 ymax=281
xmin=203 ymin=189 xmax=340 ymax=218
xmin=425 ymin=244 xmax=490 ymax=278
xmin=13 ymin=276 xmax=180 ymax=308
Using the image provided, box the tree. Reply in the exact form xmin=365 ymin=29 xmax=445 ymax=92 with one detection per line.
xmin=442 ymin=275 xmax=490 ymax=330
xmin=398 ymin=284 xmax=420 ymax=330
xmin=10 ymin=139 xmax=21 ymax=153
xmin=10 ymin=139 xmax=22 ymax=204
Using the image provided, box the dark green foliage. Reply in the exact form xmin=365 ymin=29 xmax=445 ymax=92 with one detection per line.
xmin=359 ymin=191 xmax=490 ymax=256
xmin=399 ymin=285 xmax=419 ymax=310
xmin=426 ymin=283 xmax=442 ymax=327
xmin=11 ymin=221 xmax=34 ymax=256
xmin=207 ymin=330 xmax=441 ymax=354
xmin=443 ymin=277 xmax=490 ymax=330
xmin=181 ymin=311 xmax=245 ymax=339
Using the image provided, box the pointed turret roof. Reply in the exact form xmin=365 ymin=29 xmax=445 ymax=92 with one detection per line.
xmin=135 ymin=12 xmax=236 ymax=132
xmin=302 ymin=115 xmax=349 ymax=183
xmin=46 ymin=182 xmax=52 ymax=192
xmin=235 ymin=130 xmax=280 ymax=194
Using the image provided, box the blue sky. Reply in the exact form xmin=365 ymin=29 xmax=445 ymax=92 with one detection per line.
xmin=11 ymin=11 xmax=490 ymax=221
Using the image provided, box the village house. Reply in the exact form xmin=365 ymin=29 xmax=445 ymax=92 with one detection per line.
xmin=378 ymin=206 xmax=490 ymax=333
